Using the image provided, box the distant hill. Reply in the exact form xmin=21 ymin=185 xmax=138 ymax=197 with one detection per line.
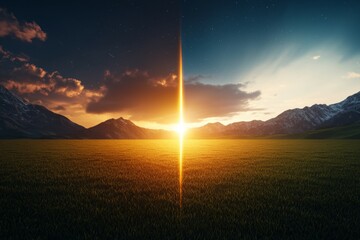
xmin=0 ymin=85 xmax=85 ymax=138
xmin=80 ymin=117 xmax=174 ymax=139
xmin=276 ymin=123 xmax=360 ymax=139
xmin=1 ymin=84 xmax=360 ymax=139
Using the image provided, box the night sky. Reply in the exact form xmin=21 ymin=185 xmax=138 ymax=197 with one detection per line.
xmin=0 ymin=1 xmax=179 ymax=84
xmin=1 ymin=1 xmax=360 ymax=128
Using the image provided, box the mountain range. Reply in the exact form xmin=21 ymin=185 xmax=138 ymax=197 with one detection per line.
xmin=1 ymin=84 xmax=360 ymax=139
xmin=189 ymin=91 xmax=360 ymax=138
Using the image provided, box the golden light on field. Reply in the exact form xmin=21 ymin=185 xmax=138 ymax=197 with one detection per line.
xmin=178 ymin=38 xmax=184 ymax=208
xmin=179 ymin=136 xmax=183 ymax=208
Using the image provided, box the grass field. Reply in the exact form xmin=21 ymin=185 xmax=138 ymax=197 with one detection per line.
xmin=0 ymin=140 xmax=359 ymax=239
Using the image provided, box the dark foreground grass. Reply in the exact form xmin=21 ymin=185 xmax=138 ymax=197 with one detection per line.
xmin=0 ymin=140 xmax=359 ymax=239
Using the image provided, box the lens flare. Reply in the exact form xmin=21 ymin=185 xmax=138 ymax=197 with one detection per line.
xmin=178 ymin=37 xmax=184 ymax=208
xmin=178 ymin=39 xmax=185 ymax=140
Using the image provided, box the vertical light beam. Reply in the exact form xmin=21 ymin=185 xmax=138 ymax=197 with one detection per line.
xmin=178 ymin=37 xmax=184 ymax=208
xmin=179 ymin=38 xmax=184 ymax=140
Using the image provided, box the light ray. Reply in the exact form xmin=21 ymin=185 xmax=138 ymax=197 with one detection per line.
xmin=178 ymin=37 xmax=184 ymax=208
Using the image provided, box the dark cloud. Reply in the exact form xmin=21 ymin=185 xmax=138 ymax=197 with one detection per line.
xmin=53 ymin=105 xmax=66 ymax=111
xmin=86 ymin=70 xmax=178 ymax=123
xmin=87 ymin=70 xmax=261 ymax=123
xmin=0 ymin=46 xmax=29 ymax=62
xmin=0 ymin=8 xmax=46 ymax=42
xmin=185 ymin=75 xmax=209 ymax=83
xmin=185 ymin=82 xmax=260 ymax=122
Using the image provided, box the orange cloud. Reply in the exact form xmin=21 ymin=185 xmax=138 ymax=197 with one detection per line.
xmin=7 ymin=64 xmax=84 ymax=97
xmin=0 ymin=47 xmax=102 ymax=116
xmin=0 ymin=8 xmax=47 ymax=42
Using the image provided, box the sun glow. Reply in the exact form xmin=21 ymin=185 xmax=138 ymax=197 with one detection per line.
xmin=175 ymin=122 xmax=186 ymax=137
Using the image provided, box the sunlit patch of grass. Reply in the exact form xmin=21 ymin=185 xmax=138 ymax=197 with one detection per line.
xmin=0 ymin=140 xmax=359 ymax=239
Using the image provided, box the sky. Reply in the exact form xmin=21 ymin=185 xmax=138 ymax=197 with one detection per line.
xmin=1 ymin=1 xmax=360 ymax=129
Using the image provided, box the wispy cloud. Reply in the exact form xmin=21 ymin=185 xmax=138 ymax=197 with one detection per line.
xmin=343 ymin=72 xmax=360 ymax=79
xmin=0 ymin=8 xmax=47 ymax=42
xmin=0 ymin=45 xmax=29 ymax=62
xmin=312 ymin=55 xmax=321 ymax=60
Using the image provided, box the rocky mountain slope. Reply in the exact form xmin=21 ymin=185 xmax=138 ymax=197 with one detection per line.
xmin=0 ymin=85 xmax=85 ymax=138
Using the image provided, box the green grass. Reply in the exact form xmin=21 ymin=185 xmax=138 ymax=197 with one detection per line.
xmin=275 ymin=123 xmax=360 ymax=139
xmin=0 ymin=140 xmax=359 ymax=239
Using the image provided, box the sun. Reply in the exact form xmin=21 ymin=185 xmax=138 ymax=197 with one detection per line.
xmin=175 ymin=122 xmax=187 ymax=136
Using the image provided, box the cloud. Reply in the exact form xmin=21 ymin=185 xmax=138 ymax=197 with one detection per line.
xmin=185 ymin=82 xmax=260 ymax=121
xmin=0 ymin=8 xmax=47 ymax=42
xmin=86 ymin=70 xmax=178 ymax=123
xmin=185 ymin=75 xmax=209 ymax=83
xmin=0 ymin=45 xmax=29 ymax=62
xmin=312 ymin=55 xmax=321 ymax=60
xmin=87 ymin=71 xmax=261 ymax=123
xmin=3 ymin=63 xmax=84 ymax=97
xmin=343 ymin=71 xmax=360 ymax=79
xmin=53 ymin=105 xmax=66 ymax=111
xmin=0 ymin=46 xmax=261 ymax=125
xmin=0 ymin=47 xmax=101 ymax=112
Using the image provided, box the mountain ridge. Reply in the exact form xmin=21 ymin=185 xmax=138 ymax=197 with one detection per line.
xmin=1 ymin=84 xmax=360 ymax=139
xmin=189 ymin=91 xmax=360 ymax=138
xmin=80 ymin=117 xmax=175 ymax=139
